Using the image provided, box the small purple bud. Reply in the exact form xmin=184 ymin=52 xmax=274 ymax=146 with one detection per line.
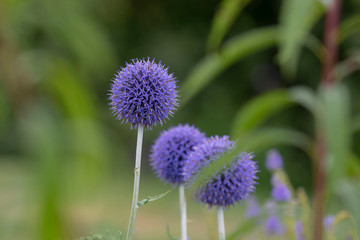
xmin=295 ymin=221 xmax=305 ymax=240
xmin=271 ymin=183 xmax=291 ymax=202
xmin=323 ymin=215 xmax=335 ymax=231
xmin=245 ymin=197 xmax=261 ymax=219
xmin=264 ymin=215 xmax=284 ymax=235
xmin=265 ymin=149 xmax=283 ymax=171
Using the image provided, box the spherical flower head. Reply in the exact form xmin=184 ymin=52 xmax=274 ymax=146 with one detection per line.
xmin=183 ymin=136 xmax=234 ymax=181
xmin=109 ymin=58 xmax=178 ymax=128
xmin=184 ymin=136 xmax=258 ymax=208
xmin=295 ymin=221 xmax=305 ymax=240
xmin=323 ymin=215 xmax=335 ymax=231
xmin=265 ymin=149 xmax=283 ymax=171
xmin=264 ymin=215 xmax=284 ymax=236
xmin=271 ymin=183 xmax=291 ymax=202
xmin=149 ymin=124 xmax=206 ymax=185
xmin=245 ymin=196 xmax=261 ymax=219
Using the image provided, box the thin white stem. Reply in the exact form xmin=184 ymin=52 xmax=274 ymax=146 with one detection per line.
xmin=126 ymin=125 xmax=144 ymax=240
xmin=179 ymin=184 xmax=187 ymax=240
xmin=217 ymin=207 xmax=226 ymax=240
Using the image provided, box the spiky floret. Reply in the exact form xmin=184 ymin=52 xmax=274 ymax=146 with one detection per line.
xmin=149 ymin=124 xmax=206 ymax=185
xmin=109 ymin=58 xmax=178 ymax=128
xmin=184 ymin=136 xmax=258 ymax=208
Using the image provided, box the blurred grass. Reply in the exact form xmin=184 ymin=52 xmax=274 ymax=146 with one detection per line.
xmin=0 ymin=160 xmax=258 ymax=240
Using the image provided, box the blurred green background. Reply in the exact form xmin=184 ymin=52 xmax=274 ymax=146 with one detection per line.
xmin=1 ymin=0 xmax=360 ymax=239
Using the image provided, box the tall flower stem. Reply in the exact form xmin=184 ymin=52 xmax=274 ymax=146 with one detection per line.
xmin=126 ymin=125 xmax=144 ymax=240
xmin=313 ymin=0 xmax=342 ymax=239
xmin=217 ymin=207 xmax=225 ymax=240
xmin=179 ymin=184 xmax=187 ymax=240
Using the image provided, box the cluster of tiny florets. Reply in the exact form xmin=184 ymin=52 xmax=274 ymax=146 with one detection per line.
xmin=149 ymin=124 xmax=206 ymax=185
xmin=183 ymin=136 xmax=234 ymax=182
xmin=184 ymin=136 xmax=258 ymax=208
xmin=109 ymin=58 xmax=178 ymax=128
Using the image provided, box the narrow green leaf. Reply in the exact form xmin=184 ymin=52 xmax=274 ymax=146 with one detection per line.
xmin=339 ymin=14 xmax=360 ymax=43
xmin=227 ymin=217 xmax=258 ymax=240
xmin=206 ymin=0 xmax=252 ymax=52
xmin=278 ymin=0 xmax=324 ymax=77
xmin=320 ymin=84 xmax=351 ymax=193
xmin=290 ymin=86 xmax=319 ymax=115
xmin=166 ymin=225 xmax=178 ymax=240
xmin=337 ymin=180 xmax=360 ymax=239
xmin=181 ymin=27 xmax=278 ymax=105
xmin=137 ymin=189 xmax=173 ymax=207
xmin=231 ymin=89 xmax=294 ymax=138
xmin=352 ymin=115 xmax=360 ymax=133
xmin=335 ymin=50 xmax=360 ymax=81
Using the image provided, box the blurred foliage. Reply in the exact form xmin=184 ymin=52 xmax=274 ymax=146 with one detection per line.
xmin=0 ymin=0 xmax=360 ymax=239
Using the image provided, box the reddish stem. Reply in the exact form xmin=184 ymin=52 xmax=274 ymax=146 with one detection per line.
xmin=313 ymin=0 xmax=342 ymax=239
xmin=321 ymin=0 xmax=343 ymax=84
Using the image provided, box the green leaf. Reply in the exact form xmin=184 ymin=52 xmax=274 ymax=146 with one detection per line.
xmin=227 ymin=217 xmax=258 ymax=240
xmin=181 ymin=27 xmax=278 ymax=105
xmin=278 ymin=0 xmax=324 ymax=77
xmin=352 ymin=115 xmax=360 ymax=133
xmin=319 ymin=84 xmax=351 ymax=192
xmin=231 ymin=89 xmax=294 ymax=138
xmin=290 ymin=86 xmax=319 ymax=115
xmin=206 ymin=0 xmax=252 ymax=52
xmin=337 ymin=180 xmax=360 ymax=239
xmin=166 ymin=225 xmax=178 ymax=240
xmin=191 ymin=127 xmax=312 ymax=191
xmin=339 ymin=14 xmax=360 ymax=43
xmin=137 ymin=189 xmax=173 ymax=207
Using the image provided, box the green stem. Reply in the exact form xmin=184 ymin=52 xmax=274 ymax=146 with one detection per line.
xmin=217 ymin=207 xmax=226 ymax=240
xmin=179 ymin=185 xmax=187 ymax=240
xmin=126 ymin=125 xmax=144 ymax=240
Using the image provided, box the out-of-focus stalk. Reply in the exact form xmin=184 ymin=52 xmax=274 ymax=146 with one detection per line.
xmin=314 ymin=0 xmax=342 ymax=239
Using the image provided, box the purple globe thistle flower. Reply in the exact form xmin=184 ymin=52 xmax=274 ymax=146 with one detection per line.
xmin=109 ymin=58 xmax=178 ymax=128
xmin=184 ymin=136 xmax=258 ymax=208
xmin=265 ymin=149 xmax=283 ymax=171
xmin=295 ymin=221 xmax=305 ymax=240
xmin=245 ymin=196 xmax=261 ymax=219
xmin=183 ymin=136 xmax=233 ymax=181
xmin=323 ymin=215 xmax=335 ymax=231
xmin=264 ymin=215 xmax=284 ymax=236
xmin=271 ymin=183 xmax=291 ymax=202
xmin=149 ymin=124 xmax=206 ymax=185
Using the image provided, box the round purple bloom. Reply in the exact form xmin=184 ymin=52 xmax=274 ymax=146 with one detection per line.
xmin=264 ymin=215 xmax=284 ymax=235
xmin=295 ymin=221 xmax=305 ymax=240
xmin=271 ymin=183 xmax=291 ymax=202
xmin=109 ymin=58 xmax=178 ymax=128
xmin=184 ymin=136 xmax=258 ymax=208
xmin=183 ymin=136 xmax=233 ymax=181
xmin=265 ymin=149 xmax=283 ymax=171
xmin=150 ymin=124 xmax=206 ymax=185
xmin=245 ymin=197 xmax=261 ymax=219
xmin=323 ymin=215 xmax=335 ymax=231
